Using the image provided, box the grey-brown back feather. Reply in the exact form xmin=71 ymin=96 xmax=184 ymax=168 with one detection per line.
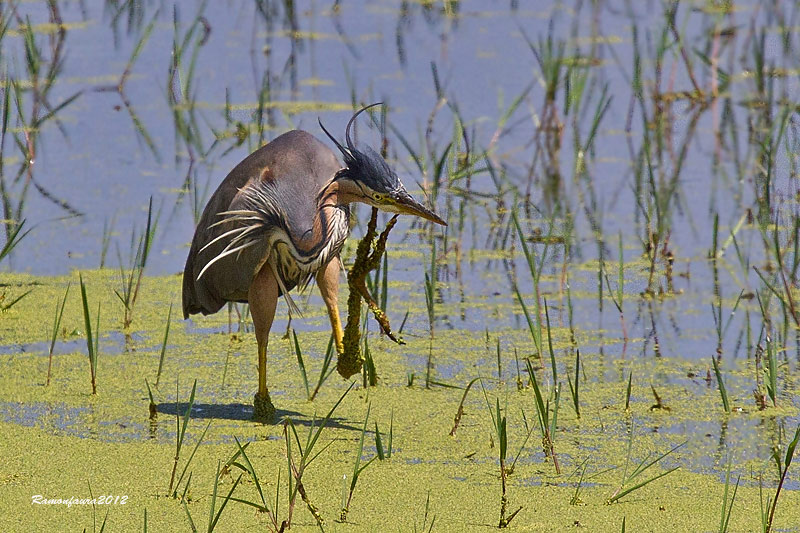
xmin=182 ymin=130 xmax=341 ymax=318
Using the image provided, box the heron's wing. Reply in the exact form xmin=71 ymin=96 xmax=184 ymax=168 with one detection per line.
xmin=182 ymin=130 xmax=341 ymax=318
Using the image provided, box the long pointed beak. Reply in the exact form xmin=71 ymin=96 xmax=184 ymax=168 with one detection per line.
xmin=394 ymin=191 xmax=447 ymax=226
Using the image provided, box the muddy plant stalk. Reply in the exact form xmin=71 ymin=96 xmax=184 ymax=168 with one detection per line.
xmin=752 ymin=341 xmax=767 ymax=410
xmin=752 ymin=276 xmax=784 ymax=408
xmin=646 ymin=300 xmax=662 ymax=358
xmin=641 ymin=98 xmax=701 ymax=295
xmin=627 ymin=13 xmax=703 ymax=297
xmin=339 ymin=208 xmax=402 ymax=378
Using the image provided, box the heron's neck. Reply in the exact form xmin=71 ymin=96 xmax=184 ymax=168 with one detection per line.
xmin=317 ymin=174 xmax=358 ymax=209
xmin=306 ymin=178 xmax=350 ymax=247
xmin=317 ymin=180 xmax=341 ymax=210
xmin=291 ymin=179 xmax=349 ymax=264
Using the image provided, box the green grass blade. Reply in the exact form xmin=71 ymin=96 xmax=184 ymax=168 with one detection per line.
xmin=625 ymin=371 xmax=632 ymax=411
xmin=49 ymin=282 xmax=70 ymax=354
xmin=0 ymin=219 xmax=32 ymax=263
xmin=387 ymin=409 xmax=393 ymax=459
xmin=79 ymin=273 xmax=97 ymax=393
xmin=607 ymin=466 xmax=680 ymax=504
xmin=785 ymin=424 xmax=800 ymax=470
xmin=292 ymin=329 xmax=310 ymax=399
xmin=232 ymin=436 xmax=267 ymax=509
xmin=208 ymin=472 xmax=242 ymax=532
xmin=310 ymin=335 xmax=335 ymax=401
xmin=711 ymin=356 xmax=730 ymax=413
xmin=374 ymin=421 xmax=384 ymax=460
xmin=174 ymin=420 xmax=211 ymax=495
xmin=543 ymin=298 xmax=557 ymax=382
xmin=513 ymin=284 xmax=542 ymax=356
xmin=306 ymin=382 xmax=354 ymax=456
xmin=525 ymin=359 xmax=548 ymax=434
xmin=155 ymin=303 xmax=172 ymax=387
xmin=178 ymin=380 xmax=198 ymax=449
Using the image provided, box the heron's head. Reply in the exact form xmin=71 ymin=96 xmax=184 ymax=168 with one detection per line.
xmin=319 ymin=105 xmax=446 ymax=226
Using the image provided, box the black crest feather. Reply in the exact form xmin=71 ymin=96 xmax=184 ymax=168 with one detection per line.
xmin=318 ymin=103 xmax=402 ymax=193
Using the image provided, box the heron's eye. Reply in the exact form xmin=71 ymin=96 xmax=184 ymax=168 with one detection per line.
xmin=373 ymin=193 xmax=383 ymax=202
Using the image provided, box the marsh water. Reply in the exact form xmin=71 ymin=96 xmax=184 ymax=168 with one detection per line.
xmin=2 ymin=1 xmax=800 ymax=531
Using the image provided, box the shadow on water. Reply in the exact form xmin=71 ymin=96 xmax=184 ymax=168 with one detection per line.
xmin=156 ymin=401 xmax=360 ymax=432
xmin=156 ymin=401 xmax=257 ymax=422
xmin=0 ymin=399 xmax=360 ymax=444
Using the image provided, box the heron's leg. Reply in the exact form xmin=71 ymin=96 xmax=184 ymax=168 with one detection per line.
xmin=316 ymin=256 xmax=344 ymax=355
xmin=248 ymin=263 xmax=279 ymax=422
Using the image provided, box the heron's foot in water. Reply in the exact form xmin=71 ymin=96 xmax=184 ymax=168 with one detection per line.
xmin=253 ymin=391 xmax=276 ymax=423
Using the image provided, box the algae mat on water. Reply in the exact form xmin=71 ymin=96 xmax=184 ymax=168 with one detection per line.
xmin=0 ymin=272 xmax=799 ymax=531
